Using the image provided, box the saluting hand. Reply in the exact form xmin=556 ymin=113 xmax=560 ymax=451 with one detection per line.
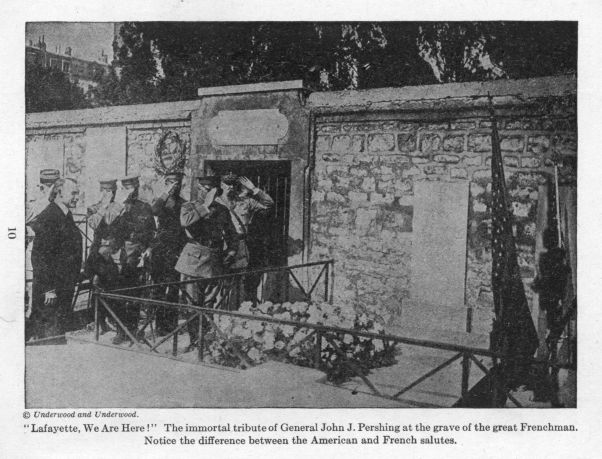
xmin=44 ymin=291 xmax=57 ymax=306
xmin=204 ymin=187 xmax=218 ymax=207
xmin=156 ymin=180 xmax=176 ymax=199
xmin=238 ymin=176 xmax=257 ymax=192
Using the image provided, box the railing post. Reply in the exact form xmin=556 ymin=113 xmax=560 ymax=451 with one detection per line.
xmin=491 ymin=359 xmax=505 ymax=408
xmin=172 ymin=308 xmax=179 ymax=357
xmin=236 ymin=273 xmax=241 ymax=310
xmin=198 ymin=313 xmax=205 ymax=362
xmin=461 ymin=351 xmax=470 ymax=401
xmin=94 ymin=292 xmax=99 ymax=342
xmin=465 ymin=306 xmax=473 ymax=333
xmin=314 ymin=331 xmax=322 ymax=369
xmin=198 ymin=281 xmax=206 ymax=362
xmin=85 ymin=215 xmax=89 ymax=256
xmin=257 ymin=273 xmax=264 ymax=306
xmin=284 ymin=269 xmax=290 ymax=302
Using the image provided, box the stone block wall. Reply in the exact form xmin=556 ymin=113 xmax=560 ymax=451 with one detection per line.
xmin=310 ymin=97 xmax=576 ymax=326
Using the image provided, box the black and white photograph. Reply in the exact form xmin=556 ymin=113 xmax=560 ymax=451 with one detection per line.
xmin=5 ymin=1 xmax=602 ymax=455
xmin=22 ymin=20 xmax=578 ymax=410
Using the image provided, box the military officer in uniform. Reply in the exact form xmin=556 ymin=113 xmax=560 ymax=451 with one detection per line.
xmin=150 ymin=172 xmax=187 ymax=336
xmin=218 ymin=173 xmax=274 ymax=306
xmin=28 ymin=178 xmax=82 ymax=339
xmin=111 ymin=175 xmax=156 ymax=344
xmin=86 ymin=178 xmax=123 ymax=240
xmin=175 ymin=175 xmax=237 ymax=348
xmin=84 ymin=178 xmax=123 ymax=334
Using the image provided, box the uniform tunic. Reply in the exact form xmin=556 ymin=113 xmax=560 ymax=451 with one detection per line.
xmin=110 ymin=198 xmax=156 ymax=334
xmin=175 ymin=198 xmax=237 ymax=344
xmin=175 ymin=200 xmax=236 ymax=278
xmin=150 ymin=193 xmax=187 ymax=333
xmin=218 ymin=188 xmax=274 ymax=270
xmin=151 ymin=194 xmax=187 ymax=277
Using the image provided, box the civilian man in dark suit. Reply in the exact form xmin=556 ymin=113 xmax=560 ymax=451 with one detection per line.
xmin=28 ymin=178 xmax=82 ymax=339
xmin=26 ymin=168 xmax=61 ymax=226
xmin=25 ymin=169 xmax=61 ymax=339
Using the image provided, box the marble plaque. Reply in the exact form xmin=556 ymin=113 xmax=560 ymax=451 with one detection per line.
xmin=410 ymin=180 xmax=469 ymax=308
xmin=208 ymin=109 xmax=288 ymax=146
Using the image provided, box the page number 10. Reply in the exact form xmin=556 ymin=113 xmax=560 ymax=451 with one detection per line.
xmin=8 ymin=228 xmax=16 ymax=239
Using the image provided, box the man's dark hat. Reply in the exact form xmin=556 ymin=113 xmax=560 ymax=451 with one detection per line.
xmin=196 ymin=175 xmax=219 ymax=187
xmin=99 ymin=178 xmax=117 ymax=190
xmin=120 ymin=174 xmax=140 ymax=187
xmin=39 ymin=169 xmax=60 ymax=185
xmin=165 ymin=171 xmax=185 ymax=179
xmin=221 ymin=171 xmax=238 ymax=185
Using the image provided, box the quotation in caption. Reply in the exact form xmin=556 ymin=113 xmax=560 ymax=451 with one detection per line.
xmin=23 ymin=410 xmax=577 ymax=447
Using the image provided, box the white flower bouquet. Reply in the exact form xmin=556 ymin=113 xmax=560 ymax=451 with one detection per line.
xmin=204 ymin=300 xmax=397 ymax=383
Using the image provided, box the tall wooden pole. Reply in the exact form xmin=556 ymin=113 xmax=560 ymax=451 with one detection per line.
xmin=554 ymin=165 xmax=562 ymax=248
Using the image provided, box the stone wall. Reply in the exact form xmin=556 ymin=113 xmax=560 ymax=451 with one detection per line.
xmin=308 ymin=76 xmax=577 ymax=329
xmin=25 ymin=77 xmax=577 ymax=334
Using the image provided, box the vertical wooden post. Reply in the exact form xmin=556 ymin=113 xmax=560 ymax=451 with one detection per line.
xmin=461 ymin=352 xmax=470 ymax=401
xmin=324 ymin=262 xmax=329 ymax=302
xmin=554 ymin=165 xmax=562 ymax=248
xmin=329 ymin=261 xmax=334 ymax=305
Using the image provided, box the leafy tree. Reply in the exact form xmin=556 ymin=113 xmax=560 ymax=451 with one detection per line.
xmin=417 ymin=22 xmax=577 ymax=83
xmin=356 ymin=23 xmax=437 ymax=88
xmin=89 ymin=66 xmax=125 ymax=107
xmin=113 ymin=22 xmax=160 ymax=104
xmin=25 ymin=60 xmax=89 ymax=113
xmin=95 ymin=22 xmax=577 ymax=107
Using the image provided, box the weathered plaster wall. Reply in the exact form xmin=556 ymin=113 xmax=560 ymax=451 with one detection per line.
xmin=25 ymin=103 xmax=196 ymax=283
xmin=26 ymin=130 xmax=87 ymax=212
xmin=25 ymin=101 xmax=198 ymax=215
xmin=126 ymin=125 xmax=192 ymax=203
xmin=191 ymin=84 xmax=309 ymax=265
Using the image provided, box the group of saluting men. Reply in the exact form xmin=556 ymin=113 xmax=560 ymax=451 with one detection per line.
xmin=26 ymin=168 xmax=274 ymax=347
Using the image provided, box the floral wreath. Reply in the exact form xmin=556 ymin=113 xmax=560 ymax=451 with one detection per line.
xmin=153 ymin=130 xmax=188 ymax=176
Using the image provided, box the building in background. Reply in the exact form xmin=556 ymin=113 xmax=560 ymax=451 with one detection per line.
xmin=26 ymin=36 xmax=110 ymax=96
